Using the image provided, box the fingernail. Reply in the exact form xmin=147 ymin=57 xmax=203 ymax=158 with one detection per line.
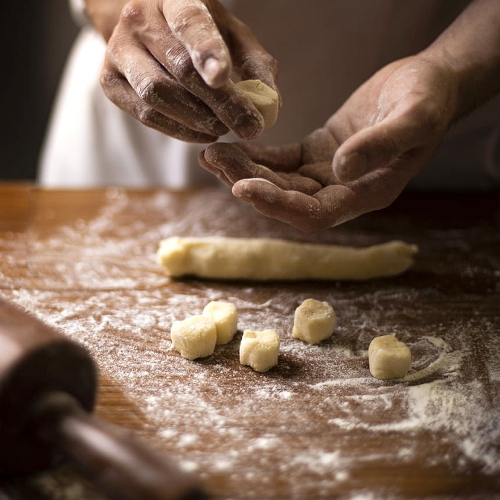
xmin=334 ymin=152 xmax=367 ymax=182
xmin=201 ymin=57 xmax=229 ymax=88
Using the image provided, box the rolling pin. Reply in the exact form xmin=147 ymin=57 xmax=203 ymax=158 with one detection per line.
xmin=0 ymin=296 xmax=207 ymax=500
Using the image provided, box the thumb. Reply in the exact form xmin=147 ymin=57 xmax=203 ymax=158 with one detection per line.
xmin=332 ymin=119 xmax=422 ymax=183
xmin=163 ymin=0 xmax=232 ymax=88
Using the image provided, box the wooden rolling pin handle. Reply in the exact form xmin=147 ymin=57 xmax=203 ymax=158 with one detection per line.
xmin=33 ymin=392 xmax=208 ymax=500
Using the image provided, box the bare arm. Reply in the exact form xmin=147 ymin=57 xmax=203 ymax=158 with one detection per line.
xmin=420 ymin=0 xmax=500 ymax=119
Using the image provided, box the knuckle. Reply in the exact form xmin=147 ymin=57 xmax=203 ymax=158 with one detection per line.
xmin=120 ymin=0 xmax=147 ymax=26
xmin=136 ymin=77 xmax=161 ymax=105
xmin=408 ymin=98 xmax=445 ymax=135
xmin=261 ymin=53 xmax=279 ymax=76
xmin=174 ymin=57 xmax=197 ymax=84
xmin=99 ymin=67 xmax=120 ymax=92
xmin=241 ymin=52 xmax=279 ymax=80
xmin=135 ymin=105 xmax=159 ymax=127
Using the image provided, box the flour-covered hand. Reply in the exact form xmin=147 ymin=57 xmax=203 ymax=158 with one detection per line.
xmin=87 ymin=0 xmax=278 ymax=142
xmin=199 ymin=55 xmax=460 ymax=232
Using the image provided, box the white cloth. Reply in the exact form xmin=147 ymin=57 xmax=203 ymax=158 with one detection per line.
xmin=39 ymin=0 xmax=500 ymax=189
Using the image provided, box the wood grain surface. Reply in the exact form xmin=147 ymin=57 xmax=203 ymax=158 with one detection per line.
xmin=0 ymin=183 xmax=499 ymax=499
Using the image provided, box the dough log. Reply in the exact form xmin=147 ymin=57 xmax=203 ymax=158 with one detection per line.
xmin=157 ymin=236 xmax=418 ymax=281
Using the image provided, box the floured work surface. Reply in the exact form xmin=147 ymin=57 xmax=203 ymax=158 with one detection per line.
xmin=0 ymin=183 xmax=499 ymax=499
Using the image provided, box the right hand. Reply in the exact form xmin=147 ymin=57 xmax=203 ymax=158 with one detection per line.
xmin=87 ymin=0 xmax=279 ymax=142
xmin=199 ymin=56 xmax=459 ymax=232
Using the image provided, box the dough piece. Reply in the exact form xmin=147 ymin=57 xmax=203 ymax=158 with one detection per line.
xmin=368 ymin=335 xmax=411 ymax=380
xmin=239 ymin=329 xmax=280 ymax=372
xmin=292 ymin=298 xmax=336 ymax=344
xmin=170 ymin=315 xmax=217 ymax=360
xmin=202 ymin=300 xmax=238 ymax=344
xmin=157 ymin=236 xmax=418 ymax=281
xmin=236 ymin=79 xmax=279 ymax=129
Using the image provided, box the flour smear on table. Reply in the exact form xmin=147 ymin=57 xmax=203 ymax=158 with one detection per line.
xmin=4 ymin=188 xmax=499 ymax=499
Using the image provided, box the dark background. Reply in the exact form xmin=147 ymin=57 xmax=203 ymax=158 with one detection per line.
xmin=2 ymin=2 xmax=78 ymax=181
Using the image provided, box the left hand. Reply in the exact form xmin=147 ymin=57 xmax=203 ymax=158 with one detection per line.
xmin=199 ymin=55 xmax=459 ymax=232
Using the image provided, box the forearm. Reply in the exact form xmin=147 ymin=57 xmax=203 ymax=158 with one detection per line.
xmin=421 ymin=0 xmax=500 ymax=120
xmin=84 ymin=0 xmax=129 ymax=40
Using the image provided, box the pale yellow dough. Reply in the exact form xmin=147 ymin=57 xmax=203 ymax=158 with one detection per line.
xmin=368 ymin=335 xmax=411 ymax=380
xmin=202 ymin=300 xmax=238 ymax=345
xmin=170 ymin=315 xmax=217 ymax=360
xmin=157 ymin=236 xmax=418 ymax=281
xmin=292 ymin=299 xmax=336 ymax=344
xmin=239 ymin=329 xmax=280 ymax=372
xmin=236 ymin=79 xmax=279 ymax=129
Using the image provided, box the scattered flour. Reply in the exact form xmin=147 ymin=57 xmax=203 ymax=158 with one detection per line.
xmin=1 ymin=188 xmax=499 ymax=499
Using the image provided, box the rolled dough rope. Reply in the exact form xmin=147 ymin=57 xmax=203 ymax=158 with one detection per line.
xmin=235 ymin=80 xmax=279 ymax=129
xmin=157 ymin=236 xmax=418 ymax=281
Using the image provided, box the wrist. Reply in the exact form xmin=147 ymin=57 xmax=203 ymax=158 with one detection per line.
xmin=419 ymin=0 xmax=500 ymax=121
xmin=417 ymin=48 xmax=468 ymax=123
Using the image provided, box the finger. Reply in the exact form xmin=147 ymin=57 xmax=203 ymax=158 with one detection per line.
xmin=275 ymin=173 xmax=322 ymax=195
xmin=200 ymin=145 xmax=321 ymax=194
xmin=234 ymin=150 xmax=424 ymax=232
xmin=225 ymin=15 xmax=279 ymax=94
xmin=198 ymin=149 xmax=232 ymax=187
xmin=332 ymin=117 xmax=430 ymax=183
xmin=120 ymin=6 xmax=263 ymax=140
xmin=100 ymin=68 xmax=217 ymax=143
xmin=202 ymin=143 xmax=289 ymax=188
xmin=235 ymin=142 xmax=302 ymax=172
xmin=232 ymin=180 xmax=354 ymax=233
xmin=152 ymin=42 xmax=264 ymax=139
xmin=298 ymin=163 xmax=336 ymax=186
xmin=104 ymin=38 xmax=228 ymax=137
xmin=162 ymin=0 xmax=232 ymax=88
xmin=302 ymin=128 xmax=339 ymax=164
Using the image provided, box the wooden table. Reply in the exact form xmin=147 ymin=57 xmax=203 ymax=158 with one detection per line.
xmin=0 ymin=183 xmax=499 ymax=499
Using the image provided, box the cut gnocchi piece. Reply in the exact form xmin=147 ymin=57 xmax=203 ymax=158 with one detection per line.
xmin=292 ymin=298 xmax=336 ymax=344
xmin=235 ymin=79 xmax=279 ymax=129
xmin=368 ymin=335 xmax=411 ymax=380
xmin=239 ymin=329 xmax=280 ymax=372
xmin=170 ymin=315 xmax=217 ymax=360
xmin=202 ymin=300 xmax=238 ymax=344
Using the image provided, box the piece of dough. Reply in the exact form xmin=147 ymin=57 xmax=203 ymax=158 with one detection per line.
xmin=368 ymin=335 xmax=411 ymax=380
xmin=157 ymin=236 xmax=418 ymax=281
xmin=239 ymin=329 xmax=280 ymax=372
xmin=170 ymin=315 xmax=217 ymax=360
xmin=292 ymin=299 xmax=336 ymax=344
xmin=236 ymin=79 xmax=279 ymax=129
xmin=202 ymin=301 xmax=238 ymax=344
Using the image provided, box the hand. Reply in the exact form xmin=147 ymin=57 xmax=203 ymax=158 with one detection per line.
xmin=86 ymin=0 xmax=278 ymax=142
xmin=199 ymin=55 xmax=459 ymax=232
